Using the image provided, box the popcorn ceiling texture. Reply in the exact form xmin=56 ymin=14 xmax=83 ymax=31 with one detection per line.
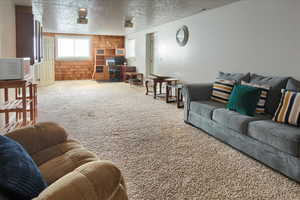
xmin=38 ymin=81 xmax=300 ymax=200
xmin=15 ymin=0 xmax=238 ymax=35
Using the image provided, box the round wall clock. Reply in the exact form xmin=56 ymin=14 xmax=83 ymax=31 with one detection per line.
xmin=176 ymin=25 xmax=189 ymax=46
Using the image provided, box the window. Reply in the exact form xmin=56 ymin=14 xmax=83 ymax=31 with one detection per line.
xmin=56 ymin=36 xmax=91 ymax=60
xmin=126 ymin=39 xmax=135 ymax=58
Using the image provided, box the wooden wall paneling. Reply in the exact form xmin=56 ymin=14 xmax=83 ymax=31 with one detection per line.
xmin=55 ymin=61 xmax=93 ymax=80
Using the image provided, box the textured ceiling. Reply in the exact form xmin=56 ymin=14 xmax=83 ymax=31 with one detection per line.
xmin=13 ymin=0 xmax=240 ymax=35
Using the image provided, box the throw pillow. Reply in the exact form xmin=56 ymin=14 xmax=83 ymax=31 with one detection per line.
xmin=227 ymin=85 xmax=262 ymax=116
xmin=0 ymin=135 xmax=47 ymax=200
xmin=211 ymin=79 xmax=236 ymax=104
xmin=273 ymin=90 xmax=300 ymax=126
xmin=241 ymin=81 xmax=270 ymax=114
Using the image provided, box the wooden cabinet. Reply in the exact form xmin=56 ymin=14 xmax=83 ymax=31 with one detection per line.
xmin=15 ymin=6 xmax=43 ymax=65
xmin=93 ymin=49 xmax=107 ymax=80
xmin=92 ymin=48 xmax=127 ymax=81
xmin=92 ymin=48 xmax=113 ymax=81
xmin=116 ymin=48 xmax=125 ymax=56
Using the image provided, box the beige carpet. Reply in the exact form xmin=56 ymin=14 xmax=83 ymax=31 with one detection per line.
xmin=38 ymin=80 xmax=300 ymax=200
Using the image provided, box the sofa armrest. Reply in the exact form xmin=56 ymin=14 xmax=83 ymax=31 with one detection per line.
xmin=183 ymin=83 xmax=213 ymax=106
xmin=5 ymin=122 xmax=68 ymax=156
xmin=33 ymin=161 xmax=128 ymax=200
xmin=182 ymin=83 xmax=213 ymax=122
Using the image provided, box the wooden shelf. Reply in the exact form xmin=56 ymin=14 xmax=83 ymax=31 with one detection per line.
xmin=0 ymin=99 xmax=32 ymax=113
xmin=0 ymin=80 xmax=37 ymax=133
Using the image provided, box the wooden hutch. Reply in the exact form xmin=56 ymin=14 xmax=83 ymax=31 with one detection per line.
xmin=92 ymin=48 xmax=125 ymax=81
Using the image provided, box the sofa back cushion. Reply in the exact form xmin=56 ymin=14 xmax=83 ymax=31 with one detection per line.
xmin=217 ymin=71 xmax=250 ymax=83
xmin=0 ymin=135 xmax=47 ymax=200
xmin=286 ymin=78 xmax=300 ymax=92
xmin=249 ymin=74 xmax=289 ymax=114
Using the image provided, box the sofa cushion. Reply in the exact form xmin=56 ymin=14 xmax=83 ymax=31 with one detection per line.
xmin=32 ymin=140 xmax=83 ymax=166
xmin=190 ymin=100 xmax=225 ymax=119
xmin=248 ymin=120 xmax=300 ymax=157
xmin=286 ymin=78 xmax=300 ymax=92
xmin=38 ymin=140 xmax=98 ymax=184
xmin=217 ymin=71 xmax=250 ymax=83
xmin=249 ymin=74 xmax=289 ymax=114
xmin=212 ymin=108 xmax=270 ymax=134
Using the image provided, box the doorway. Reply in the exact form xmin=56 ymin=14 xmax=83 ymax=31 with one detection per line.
xmin=146 ymin=32 xmax=158 ymax=77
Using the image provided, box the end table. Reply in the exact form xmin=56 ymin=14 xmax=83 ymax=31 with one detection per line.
xmin=166 ymin=84 xmax=184 ymax=108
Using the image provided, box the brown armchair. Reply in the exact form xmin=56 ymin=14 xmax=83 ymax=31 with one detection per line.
xmin=5 ymin=122 xmax=128 ymax=200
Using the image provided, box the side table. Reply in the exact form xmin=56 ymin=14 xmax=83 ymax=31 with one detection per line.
xmin=166 ymin=84 xmax=184 ymax=108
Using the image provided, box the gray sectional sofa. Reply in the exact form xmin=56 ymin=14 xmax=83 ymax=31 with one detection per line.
xmin=183 ymin=72 xmax=300 ymax=182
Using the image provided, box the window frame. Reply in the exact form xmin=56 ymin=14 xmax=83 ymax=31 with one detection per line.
xmin=126 ymin=39 xmax=136 ymax=59
xmin=55 ymin=35 xmax=92 ymax=61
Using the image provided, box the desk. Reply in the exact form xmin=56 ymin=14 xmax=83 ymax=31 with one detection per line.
xmin=145 ymin=75 xmax=178 ymax=99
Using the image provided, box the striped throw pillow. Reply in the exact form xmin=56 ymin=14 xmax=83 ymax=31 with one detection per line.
xmin=211 ymin=79 xmax=235 ymax=104
xmin=273 ymin=90 xmax=300 ymax=126
xmin=241 ymin=81 xmax=270 ymax=114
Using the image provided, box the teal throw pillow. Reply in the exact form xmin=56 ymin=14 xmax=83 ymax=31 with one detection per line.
xmin=227 ymin=85 xmax=261 ymax=116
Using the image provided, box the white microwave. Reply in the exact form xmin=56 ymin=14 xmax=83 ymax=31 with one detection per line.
xmin=0 ymin=58 xmax=32 ymax=80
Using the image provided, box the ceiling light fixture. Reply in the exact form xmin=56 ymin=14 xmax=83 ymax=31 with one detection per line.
xmin=77 ymin=8 xmax=88 ymax=24
xmin=124 ymin=17 xmax=134 ymax=28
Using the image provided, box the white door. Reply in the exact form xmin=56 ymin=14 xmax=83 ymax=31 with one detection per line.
xmin=39 ymin=36 xmax=55 ymax=86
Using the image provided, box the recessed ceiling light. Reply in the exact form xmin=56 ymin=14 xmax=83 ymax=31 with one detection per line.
xmin=124 ymin=16 xmax=134 ymax=28
xmin=78 ymin=8 xmax=88 ymax=24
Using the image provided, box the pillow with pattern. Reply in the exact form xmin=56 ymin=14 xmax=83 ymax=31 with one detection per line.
xmin=273 ymin=89 xmax=300 ymax=126
xmin=211 ymin=79 xmax=236 ymax=104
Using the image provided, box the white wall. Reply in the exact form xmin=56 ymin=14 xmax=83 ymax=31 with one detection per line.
xmin=0 ymin=0 xmax=16 ymax=57
xmin=126 ymin=0 xmax=300 ymax=83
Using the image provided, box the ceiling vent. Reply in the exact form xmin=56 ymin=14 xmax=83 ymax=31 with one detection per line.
xmin=77 ymin=8 xmax=88 ymax=24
